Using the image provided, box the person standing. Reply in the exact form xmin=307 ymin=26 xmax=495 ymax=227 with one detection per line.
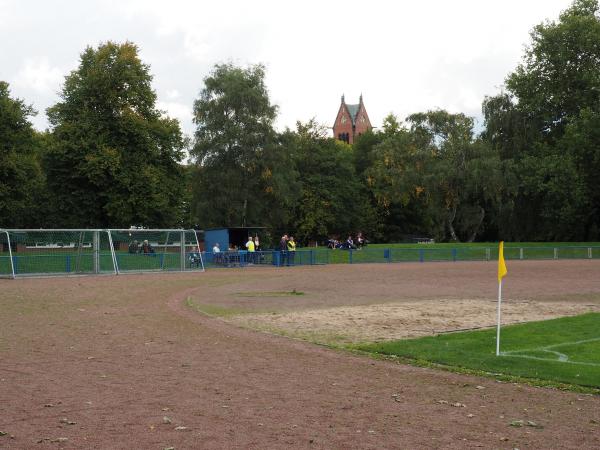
xmin=246 ymin=236 xmax=255 ymax=264
xmin=279 ymin=234 xmax=288 ymax=266
xmin=287 ymin=236 xmax=296 ymax=266
xmin=212 ymin=242 xmax=222 ymax=265
xmin=254 ymin=234 xmax=260 ymax=251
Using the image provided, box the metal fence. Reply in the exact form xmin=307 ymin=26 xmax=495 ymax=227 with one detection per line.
xmin=201 ymin=245 xmax=600 ymax=269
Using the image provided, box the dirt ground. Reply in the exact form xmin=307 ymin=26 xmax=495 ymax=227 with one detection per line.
xmin=1 ymin=260 xmax=599 ymax=449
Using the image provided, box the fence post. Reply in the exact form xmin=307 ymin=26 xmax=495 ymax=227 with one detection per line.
xmin=66 ymin=255 xmax=71 ymax=273
xmin=180 ymin=231 xmax=185 ymax=271
xmin=93 ymin=231 xmax=100 ymax=274
xmin=310 ymin=249 xmax=315 ymax=265
xmin=519 ymin=248 xmax=523 ymax=260
xmin=486 ymin=248 xmax=490 ymax=261
xmin=554 ymin=248 xmax=558 ymax=260
xmin=589 ymin=247 xmax=593 ymax=259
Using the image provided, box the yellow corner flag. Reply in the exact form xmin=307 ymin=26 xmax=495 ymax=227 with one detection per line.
xmin=498 ymin=241 xmax=508 ymax=283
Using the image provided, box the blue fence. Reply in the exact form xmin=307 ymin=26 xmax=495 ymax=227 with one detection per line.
xmin=3 ymin=246 xmax=599 ymax=275
xmin=201 ymin=246 xmax=600 ymax=269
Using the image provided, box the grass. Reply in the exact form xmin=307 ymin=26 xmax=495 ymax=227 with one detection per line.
xmin=355 ymin=313 xmax=600 ymax=389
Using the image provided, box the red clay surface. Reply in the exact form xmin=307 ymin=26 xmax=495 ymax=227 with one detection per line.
xmin=1 ymin=260 xmax=599 ymax=449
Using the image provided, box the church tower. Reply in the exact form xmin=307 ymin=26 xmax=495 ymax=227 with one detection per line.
xmin=333 ymin=94 xmax=372 ymax=144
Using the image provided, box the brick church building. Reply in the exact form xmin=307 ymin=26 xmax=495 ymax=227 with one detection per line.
xmin=333 ymin=94 xmax=372 ymax=144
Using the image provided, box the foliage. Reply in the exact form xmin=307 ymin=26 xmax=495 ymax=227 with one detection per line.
xmin=45 ymin=41 xmax=186 ymax=228
xmin=0 ymin=82 xmax=47 ymax=227
xmin=285 ymin=120 xmax=375 ymax=243
xmin=191 ymin=63 xmax=298 ymax=230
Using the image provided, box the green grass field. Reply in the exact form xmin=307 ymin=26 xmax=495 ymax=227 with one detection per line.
xmin=356 ymin=313 xmax=600 ymax=389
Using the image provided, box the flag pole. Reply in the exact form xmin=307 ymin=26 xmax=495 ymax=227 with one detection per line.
xmin=496 ymin=241 xmax=507 ymax=356
xmin=496 ymin=279 xmax=502 ymax=356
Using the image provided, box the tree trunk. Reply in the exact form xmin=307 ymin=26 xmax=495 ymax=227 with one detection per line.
xmin=467 ymin=207 xmax=486 ymax=243
xmin=447 ymin=204 xmax=459 ymax=242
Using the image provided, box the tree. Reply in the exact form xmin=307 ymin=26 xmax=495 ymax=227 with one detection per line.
xmin=506 ymin=0 xmax=600 ymax=140
xmin=0 ymin=82 xmax=47 ymax=227
xmin=191 ymin=63 xmax=298 ymax=229
xmin=365 ymin=117 xmax=433 ymax=241
xmin=283 ymin=120 xmax=375 ymax=243
xmin=45 ymin=41 xmax=186 ymax=227
xmin=409 ymin=111 xmax=505 ymax=242
xmin=482 ymin=0 xmax=600 ymax=240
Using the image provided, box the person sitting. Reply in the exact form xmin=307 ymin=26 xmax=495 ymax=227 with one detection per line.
xmin=128 ymin=240 xmax=139 ymax=254
xmin=346 ymin=235 xmax=356 ymax=250
xmin=142 ymin=240 xmax=155 ymax=254
xmin=189 ymin=246 xmax=202 ymax=267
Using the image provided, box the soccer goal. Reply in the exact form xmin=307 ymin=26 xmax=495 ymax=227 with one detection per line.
xmin=108 ymin=229 xmax=204 ymax=274
xmin=0 ymin=229 xmax=204 ymax=278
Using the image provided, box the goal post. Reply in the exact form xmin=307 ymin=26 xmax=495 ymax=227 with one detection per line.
xmin=0 ymin=229 xmax=15 ymax=279
xmin=0 ymin=229 xmax=116 ymax=278
xmin=0 ymin=228 xmax=204 ymax=278
xmin=107 ymin=229 xmax=204 ymax=274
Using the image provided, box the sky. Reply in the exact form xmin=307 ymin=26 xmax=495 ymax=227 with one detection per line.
xmin=0 ymin=0 xmax=574 ymax=138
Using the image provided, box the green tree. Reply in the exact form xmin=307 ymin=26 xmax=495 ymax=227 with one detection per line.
xmin=191 ymin=63 xmax=298 ymax=229
xmin=0 ymin=82 xmax=47 ymax=227
xmin=285 ymin=120 xmax=374 ymax=243
xmin=45 ymin=41 xmax=186 ymax=227
xmin=365 ymin=117 xmax=433 ymax=241
xmin=482 ymin=0 xmax=600 ymax=240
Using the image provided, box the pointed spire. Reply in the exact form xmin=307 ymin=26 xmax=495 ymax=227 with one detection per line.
xmin=341 ymin=94 xmax=345 ymax=104
xmin=359 ymin=93 xmax=363 ymax=103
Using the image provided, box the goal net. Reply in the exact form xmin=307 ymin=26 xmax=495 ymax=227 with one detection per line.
xmin=0 ymin=229 xmax=116 ymax=278
xmin=0 ymin=229 xmax=203 ymax=278
xmin=108 ymin=229 xmax=204 ymax=273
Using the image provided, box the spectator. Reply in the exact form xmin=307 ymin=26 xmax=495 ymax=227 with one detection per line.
xmin=142 ymin=240 xmax=155 ymax=254
xmin=212 ymin=242 xmax=222 ymax=265
xmin=357 ymin=232 xmax=365 ymax=249
xmin=246 ymin=236 xmax=256 ymax=264
xmin=189 ymin=246 xmax=202 ymax=267
xmin=346 ymin=236 xmax=356 ymax=250
xmin=128 ymin=240 xmax=139 ymax=254
xmin=254 ymin=234 xmax=260 ymax=252
xmin=279 ymin=234 xmax=288 ymax=266
xmin=287 ymin=236 xmax=296 ymax=265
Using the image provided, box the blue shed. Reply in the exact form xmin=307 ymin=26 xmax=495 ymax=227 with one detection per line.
xmin=204 ymin=227 xmax=265 ymax=253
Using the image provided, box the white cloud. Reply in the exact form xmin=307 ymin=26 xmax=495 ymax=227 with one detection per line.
xmin=1 ymin=0 xmax=576 ymax=135
xmin=13 ymin=58 xmax=63 ymax=94
xmin=158 ymin=100 xmax=193 ymax=127
xmin=166 ymin=89 xmax=180 ymax=100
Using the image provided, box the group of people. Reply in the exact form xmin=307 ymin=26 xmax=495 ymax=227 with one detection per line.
xmin=128 ymin=239 xmax=155 ymax=254
xmin=279 ymin=234 xmax=297 ymax=265
xmin=327 ymin=232 xmax=368 ymax=250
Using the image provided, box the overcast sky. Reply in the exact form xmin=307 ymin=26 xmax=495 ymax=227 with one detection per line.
xmin=1 ymin=0 xmax=573 ymax=137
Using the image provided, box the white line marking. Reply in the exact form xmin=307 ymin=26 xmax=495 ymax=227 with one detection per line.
xmin=500 ymin=353 xmax=600 ymax=367
xmin=500 ymin=337 xmax=600 ymax=366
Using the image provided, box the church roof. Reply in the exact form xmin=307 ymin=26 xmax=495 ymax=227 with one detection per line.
xmin=346 ymin=104 xmax=359 ymax=125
